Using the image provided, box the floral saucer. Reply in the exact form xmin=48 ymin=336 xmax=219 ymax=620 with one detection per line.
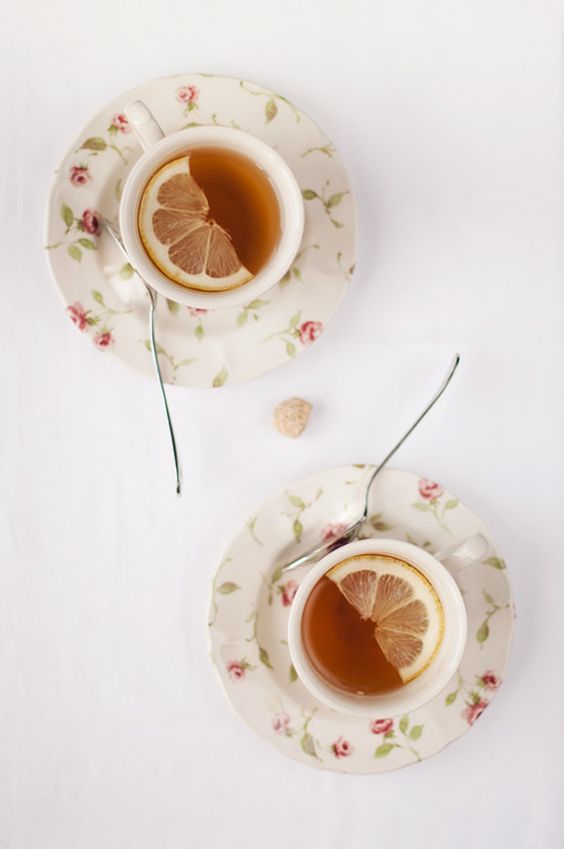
xmin=208 ymin=466 xmax=514 ymax=773
xmin=45 ymin=74 xmax=357 ymax=387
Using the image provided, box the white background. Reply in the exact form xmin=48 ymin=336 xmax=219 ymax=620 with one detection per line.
xmin=1 ymin=0 xmax=563 ymax=847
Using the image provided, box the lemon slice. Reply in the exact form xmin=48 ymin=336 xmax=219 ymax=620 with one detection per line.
xmin=327 ymin=554 xmax=444 ymax=683
xmin=138 ymin=155 xmax=253 ymax=292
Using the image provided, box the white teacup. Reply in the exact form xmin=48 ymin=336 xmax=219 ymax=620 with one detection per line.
xmin=119 ymin=101 xmax=304 ymax=310
xmin=288 ymin=535 xmax=487 ymax=717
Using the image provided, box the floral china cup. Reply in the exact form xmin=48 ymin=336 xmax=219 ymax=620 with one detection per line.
xmin=119 ymin=101 xmax=305 ymax=311
xmin=288 ymin=535 xmax=487 ymax=717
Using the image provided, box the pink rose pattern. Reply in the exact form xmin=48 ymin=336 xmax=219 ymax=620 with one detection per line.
xmin=480 ymin=671 xmax=500 ymax=691
xmin=215 ymin=554 xmax=504 ymax=766
xmin=462 ymin=699 xmax=488 ymax=726
xmin=69 ymin=165 xmax=90 ymax=186
xmin=332 ymin=737 xmax=353 ymax=758
xmin=67 ymin=302 xmax=88 ymax=332
xmin=298 ymin=320 xmax=323 ymax=346
xmin=272 ymin=712 xmax=290 ymax=734
xmin=188 ymin=307 xmax=208 ymax=316
xmin=66 ymin=300 xmax=122 ymax=350
xmin=177 ymin=85 xmax=199 ymax=112
xmin=370 ymin=718 xmax=394 ymax=735
xmin=269 ymin=316 xmax=325 ymax=356
xmin=80 ymin=209 xmax=101 ymax=236
xmin=446 ymin=670 xmax=502 ymax=726
xmin=267 ymin=312 xmax=324 ymax=357
xmin=109 ymin=113 xmax=130 ymax=133
xmin=93 ymin=331 xmax=114 ymax=351
xmin=371 ymin=714 xmax=424 ymax=760
xmin=418 ymin=479 xmax=444 ymax=500
xmin=412 ymin=478 xmax=459 ymax=532
xmin=457 ymin=672 xmax=500 ymax=724
xmin=261 ymin=668 xmax=502 ymax=761
xmin=280 ymin=580 xmax=298 ymax=607
xmin=226 ymin=660 xmax=246 ymax=682
xmin=321 ymin=522 xmax=348 ymax=543
xmin=47 ymin=202 xmax=101 ymax=262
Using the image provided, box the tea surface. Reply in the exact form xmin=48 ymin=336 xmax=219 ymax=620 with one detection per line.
xmin=302 ymin=575 xmax=403 ymax=695
xmin=188 ymin=147 xmax=280 ymax=274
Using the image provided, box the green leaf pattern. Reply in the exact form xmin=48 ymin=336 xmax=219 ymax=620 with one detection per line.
xmin=375 ymin=743 xmax=394 ymax=758
xmin=67 ymin=244 xmax=82 ymax=262
xmin=78 ymin=125 xmax=132 ymax=164
xmin=236 ymin=299 xmax=269 ymax=328
xmin=373 ymin=715 xmax=423 ymax=762
xmin=246 ymin=516 xmax=263 ymax=546
xmin=61 ymin=203 xmax=74 ymax=228
xmin=265 ymin=98 xmax=278 ymax=123
xmin=239 ymin=80 xmax=301 ymax=124
xmin=301 ymin=182 xmax=349 ymax=228
xmin=46 ymin=202 xmax=101 ymax=260
xmin=142 ymin=340 xmax=196 ymax=380
xmin=475 ymin=589 xmax=509 ymax=647
xmin=279 ymin=244 xmax=320 ymax=288
xmin=445 ymin=669 xmax=502 ymax=724
xmin=212 ymin=366 xmax=228 ymax=388
xmin=366 ymin=512 xmax=394 ymax=533
xmin=302 ymin=143 xmax=335 ymax=158
xmin=484 ymin=556 xmax=506 ymax=570
xmin=208 ymin=557 xmax=235 ymax=625
xmin=281 ymin=488 xmax=323 ymax=543
xmin=243 ymin=610 xmax=273 ymax=674
xmin=217 ymin=582 xmax=240 ymax=595
xmin=119 ymin=262 xmax=134 ymax=280
xmin=411 ymin=481 xmax=459 ymax=533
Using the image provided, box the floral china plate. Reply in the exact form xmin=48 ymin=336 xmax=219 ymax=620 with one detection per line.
xmin=208 ymin=466 xmax=514 ymax=773
xmin=45 ymin=74 xmax=357 ymax=387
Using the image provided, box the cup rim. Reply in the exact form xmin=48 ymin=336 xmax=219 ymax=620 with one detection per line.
xmin=119 ymin=125 xmax=304 ymax=310
xmin=287 ymin=537 xmax=468 ymax=717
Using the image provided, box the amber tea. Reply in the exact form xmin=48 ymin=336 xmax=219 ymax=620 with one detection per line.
xmin=301 ymin=554 xmax=444 ymax=696
xmin=302 ymin=575 xmax=402 ymax=695
xmin=137 ymin=146 xmax=281 ymax=292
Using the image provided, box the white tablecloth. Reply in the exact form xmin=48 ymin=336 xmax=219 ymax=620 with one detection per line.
xmin=2 ymin=1 xmax=563 ymax=846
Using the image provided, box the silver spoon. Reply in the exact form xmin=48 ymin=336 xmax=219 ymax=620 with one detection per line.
xmin=280 ymin=353 xmax=460 ymax=573
xmin=101 ymin=217 xmax=182 ymax=496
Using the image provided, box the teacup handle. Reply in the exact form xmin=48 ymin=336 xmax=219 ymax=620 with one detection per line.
xmin=125 ymin=101 xmax=166 ymax=151
xmin=433 ymin=532 xmax=489 ymax=579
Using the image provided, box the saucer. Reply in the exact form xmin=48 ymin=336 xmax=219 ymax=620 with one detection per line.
xmin=208 ymin=466 xmax=514 ymax=773
xmin=45 ymin=74 xmax=357 ymax=387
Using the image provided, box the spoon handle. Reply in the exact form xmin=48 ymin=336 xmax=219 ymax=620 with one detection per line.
xmin=360 ymin=353 xmax=460 ymax=517
xmin=146 ymin=286 xmax=182 ymax=496
xmin=279 ymin=354 xmax=460 ymax=574
xmin=101 ymin=218 xmax=182 ymax=496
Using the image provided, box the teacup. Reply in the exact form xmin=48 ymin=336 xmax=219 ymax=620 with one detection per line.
xmin=119 ymin=101 xmax=304 ymax=310
xmin=288 ymin=534 xmax=487 ymax=717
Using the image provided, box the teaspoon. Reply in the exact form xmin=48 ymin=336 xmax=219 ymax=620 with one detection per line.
xmin=279 ymin=353 xmax=460 ymax=573
xmin=102 ymin=217 xmax=182 ymax=496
